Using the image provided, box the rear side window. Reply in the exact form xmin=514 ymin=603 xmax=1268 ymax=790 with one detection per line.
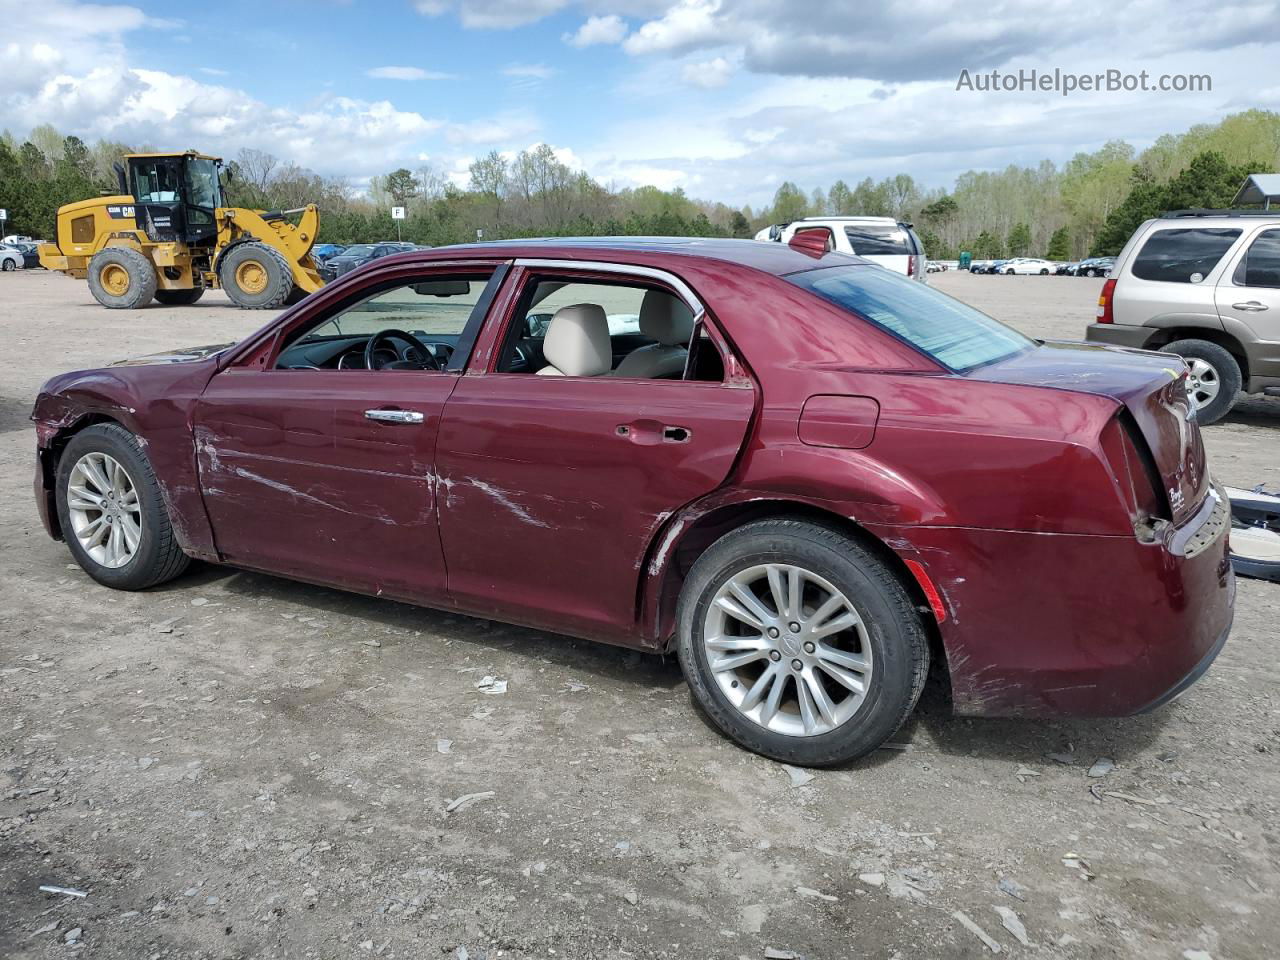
xmin=789 ymin=265 xmax=1032 ymax=370
xmin=843 ymin=224 xmax=911 ymax=256
xmin=1131 ymin=228 xmax=1241 ymax=283
xmin=1235 ymin=229 xmax=1280 ymax=288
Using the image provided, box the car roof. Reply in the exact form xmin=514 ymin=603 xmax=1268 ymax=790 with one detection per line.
xmin=394 ymin=236 xmax=864 ymax=277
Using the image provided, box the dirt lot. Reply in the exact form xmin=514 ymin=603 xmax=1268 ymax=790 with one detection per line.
xmin=1 ymin=267 xmax=1277 ymax=960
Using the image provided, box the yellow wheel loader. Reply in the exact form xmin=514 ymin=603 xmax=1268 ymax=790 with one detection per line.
xmin=38 ymin=151 xmax=325 ymax=310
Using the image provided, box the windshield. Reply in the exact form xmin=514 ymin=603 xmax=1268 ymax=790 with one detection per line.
xmin=788 ymin=264 xmax=1033 ymax=370
xmin=343 ymin=245 xmax=378 ymax=257
xmin=185 ymin=157 xmax=221 ymax=209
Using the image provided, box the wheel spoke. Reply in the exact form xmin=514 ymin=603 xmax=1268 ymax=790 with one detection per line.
xmin=766 ymin=564 xmax=802 ymax=619
xmin=815 ymin=643 xmax=870 ymax=674
xmin=816 ymin=659 xmax=867 ymax=695
xmin=67 ymin=494 xmax=101 ymax=512
xmin=795 ymin=673 xmax=819 ymax=734
xmin=802 ymin=670 xmax=839 ymax=727
xmin=82 ymin=456 xmax=110 ymax=495
xmin=714 ymin=594 xmax=765 ymax=630
xmin=727 ymin=579 xmax=777 ymax=628
xmin=805 ymin=593 xmax=845 ymax=630
xmin=78 ymin=516 xmax=106 ymax=546
xmin=706 ymin=636 xmax=767 ymax=653
xmin=709 ymin=649 xmax=768 ymax=673
xmin=811 ymin=611 xmax=860 ymax=640
xmin=120 ymin=514 xmax=142 ymax=553
xmin=740 ymin=664 xmax=780 ymax=711
xmin=758 ymin=672 xmax=788 ymax=727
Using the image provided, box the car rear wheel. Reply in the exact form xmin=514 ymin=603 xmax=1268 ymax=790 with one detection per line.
xmin=1 ymin=258 xmax=15 ymax=271
xmin=55 ymin=423 xmax=191 ymax=590
xmin=1159 ymin=339 xmax=1242 ymax=424
xmin=676 ymin=519 xmax=929 ymax=767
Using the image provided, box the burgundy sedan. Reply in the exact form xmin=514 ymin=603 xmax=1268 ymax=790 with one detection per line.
xmin=31 ymin=238 xmax=1233 ymax=766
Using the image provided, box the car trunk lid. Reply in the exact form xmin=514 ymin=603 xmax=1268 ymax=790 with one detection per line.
xmin=969 ymin=340 xmax=1208 ymax=524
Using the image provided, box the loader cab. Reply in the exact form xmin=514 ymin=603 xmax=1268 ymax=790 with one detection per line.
xmin=125 ymin=152 xmax=224 ymax=249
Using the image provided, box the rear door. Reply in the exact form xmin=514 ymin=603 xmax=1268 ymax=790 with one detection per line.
xmin=436 ymin=262 xmax=756 ymax=642
xmin=1215 ymin=225 xmax=1280 ymax=349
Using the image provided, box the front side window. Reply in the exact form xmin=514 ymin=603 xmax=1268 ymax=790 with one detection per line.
xmin=843 ymin=224 xmax=911 ymax=256
xmin=1131 ymin=228 xmax=1242 ymax=283
xmin=788 ymin=264 xmax=1032 ymax=370
xmin=185 ymin=158 xmax=220 ymax=210
xmin=276 ymin=272 xmax=495 ymax=370
xmin=1235 ymin=229 xmax=1280 ymax=288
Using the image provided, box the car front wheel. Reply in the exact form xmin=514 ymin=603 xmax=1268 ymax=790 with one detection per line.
xmin=55 ymin=423 xmax=191 ymax=590
xmin=1159 ymin=339 xmax=1242 ymax=424
xmin=676 ymin=519 xmax=929 ymax=767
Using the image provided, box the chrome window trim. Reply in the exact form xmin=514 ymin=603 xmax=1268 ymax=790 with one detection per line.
xmin=512 ymin=258 xmax=706 ymax=321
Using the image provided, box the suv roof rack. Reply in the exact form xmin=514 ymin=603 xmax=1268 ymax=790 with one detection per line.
xmin=1161 ymin=209 xmax=1280 ymax=219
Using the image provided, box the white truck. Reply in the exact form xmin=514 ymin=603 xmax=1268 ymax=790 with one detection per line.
xmin=755 ymin=216 xmax=928 ymax=282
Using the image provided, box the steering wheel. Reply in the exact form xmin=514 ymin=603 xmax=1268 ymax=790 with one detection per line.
xmin=364 ymin=328 xmax=440 ymax=371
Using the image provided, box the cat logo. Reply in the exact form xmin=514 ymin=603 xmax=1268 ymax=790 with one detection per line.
xmin=1168 ymin=486 xmax=1185 ymax=511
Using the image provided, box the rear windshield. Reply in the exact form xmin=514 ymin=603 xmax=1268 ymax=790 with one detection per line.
xmin=843 ymin=224 xmax=912 ymax=256
xmin=1131 ymin=228 xmax=1241 ymax=283
xmin=790 ymin=265 xmax=1032 ymax=370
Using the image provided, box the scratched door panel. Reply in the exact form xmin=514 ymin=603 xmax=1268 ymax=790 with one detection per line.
xmin=194 ymin=369 xmax=454 ymax=601
xmin=436 ymin=375 xmax=754 ymax=642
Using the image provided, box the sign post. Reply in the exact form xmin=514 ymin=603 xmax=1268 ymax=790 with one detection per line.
xmin=0 ymin=209 xmax=7 ymax=238
xmin=391 ymin=205 xmax=406 ymax=242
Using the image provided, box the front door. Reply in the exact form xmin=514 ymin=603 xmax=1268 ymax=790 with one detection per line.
xmin=435 ymin=268 xmax=755 ymax=643
xmin=193 ymin=268 xmax=500 ymax=602
xmin=1216 ymin=226 xmax=1280 ymax=361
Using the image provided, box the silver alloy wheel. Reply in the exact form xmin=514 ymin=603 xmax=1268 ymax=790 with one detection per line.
xmin=703 ymin=563 xmax=873 ymax=737
xmin=1185 ymin=357 xmax=1221 ymax=410
xmin=67 ymin=451 xmax=143 ymax=569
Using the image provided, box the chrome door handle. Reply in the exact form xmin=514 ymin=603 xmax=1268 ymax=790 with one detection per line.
xmin=1232 ymin=301 xmax=1269 ymax=312
xmin=364 ymin=409 xmax=424 ymax=424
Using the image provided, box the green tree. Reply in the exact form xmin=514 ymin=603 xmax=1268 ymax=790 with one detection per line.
xmin=728 ymin=209 xmax=751 ymax=237
xmin=1006 ymin=222 xmax=1032 ymax=256
xmin=827 ymin=179 xmax=854 ymax=214
xmin=1046 ymin=226 xmax=1071 ymax=260
xmin=769 ymin=181 xmax=808 ymax=223
xmin=384 ymin=168 xmax=419 ymax=205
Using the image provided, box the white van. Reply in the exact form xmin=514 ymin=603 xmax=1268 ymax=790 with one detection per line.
xmin=755 ymin=217 xmax=928 ymax=282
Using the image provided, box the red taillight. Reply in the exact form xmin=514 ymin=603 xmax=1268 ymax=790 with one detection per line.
xmin=907 ymin=256 xmax=916 ymax=277
xmin=1096 ymin=277 xmax=1117 ymax=323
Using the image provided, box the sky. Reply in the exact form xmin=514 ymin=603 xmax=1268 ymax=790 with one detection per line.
xmin=3 ymin=0 xmax=1280 ymax=208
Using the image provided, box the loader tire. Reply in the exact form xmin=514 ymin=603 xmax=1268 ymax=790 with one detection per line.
xmin=154 ymin=287 xmax=205 ymax=305
xmin=220 ymin=242 xmax=294 ymax=309
xmin=87 ymin=247 xmax=158 ymax=309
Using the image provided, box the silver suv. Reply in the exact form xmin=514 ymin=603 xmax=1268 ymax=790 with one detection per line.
xmin=1086 ymin=210 xmax=1280 ymax=423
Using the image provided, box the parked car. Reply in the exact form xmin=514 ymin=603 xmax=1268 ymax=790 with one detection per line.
xmin=1056 ymin=262 xmax=1078 ymax=275
xmin=319 ymin=242 xmax=416 ymax=281
xmin=0 ymin=245 xmax=25 ymax=271
xmin=2 ymin=234 xmax=35 ymax=246
xmin=311 ymin=243 xmax=347 ymax=263
xmin=1076 ymin=257 xmax=1115 ymax=277
xmin=980 ymin=259 xmax=1009 ymax=274
xmin=32 ymin=237 xmax=1232 ymax=767
xmin=926 ymin=261 xmax=947 ymax=273
xmin=756 ymin=217 xmax=928 ymax=281
xmin=1086 ymin=210 xmax=1280 ymax=423
xmin=15 ymin=241 xmax=42 ymax=269
xmin=1001 ymin=258 xmax=1055 ymax=275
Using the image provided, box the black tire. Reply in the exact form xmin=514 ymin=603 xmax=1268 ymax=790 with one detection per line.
xmin=1159 ymin=339 xmax=1242 ymax=424
xmin=86 ymin=247 xmax=157 ymax=309
xmin=1084 ymin=268 xmax=1098 ymax=277
xmin=1 ymin=258 xmax=15 ymax=271
xmin=283 ymin=284 xmax=309 ymax=306
xmin=219 ymin=242 xmax=294 ymax=309
xmin=55 ymin=423 xmax=191 ymax=590
xmin=676 ymin=519 xmax=930 ymax=767
xmin=1039 ymin=268 xmax=1049 ymax=275
xmin=154 ymin=287 xmax=204 ymax=305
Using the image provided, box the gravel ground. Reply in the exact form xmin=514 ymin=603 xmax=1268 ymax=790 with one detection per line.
xmin=1 ymin=267 xmax=1276 ymax=960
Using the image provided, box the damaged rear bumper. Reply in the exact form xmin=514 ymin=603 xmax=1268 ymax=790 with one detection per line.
xmin=869 ymin=490 xmax=1235 ymax=718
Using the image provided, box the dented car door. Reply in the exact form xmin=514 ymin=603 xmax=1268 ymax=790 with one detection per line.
xmin=193 ymin=369 xmax=454 ymax=601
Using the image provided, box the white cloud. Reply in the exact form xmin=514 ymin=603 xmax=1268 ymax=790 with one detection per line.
xmin=681 ymin=55 xmax=732 ymax=88
xmin=622 ymin=0 xmax=721 ymax=56
xmin=366 ymin=65 xmax=454 ymax=80
xmin=199 ymin=66 xmax=229 ymax=77
xmin=502 ymin=63 xmax=557 ymax=80
xmin=414 ymin=0 xmax=569 ymax=29
xmin=445 ymin=113 xmax=541 ymax=145
xmin=563 ymin=14 xmax=627 ymax=47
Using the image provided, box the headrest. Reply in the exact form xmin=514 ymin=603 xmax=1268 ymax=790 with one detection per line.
xmin=542 ymin=303 xmax=612 ymax=377
xmin=639 ymin=290 xmax=694 ymax=346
